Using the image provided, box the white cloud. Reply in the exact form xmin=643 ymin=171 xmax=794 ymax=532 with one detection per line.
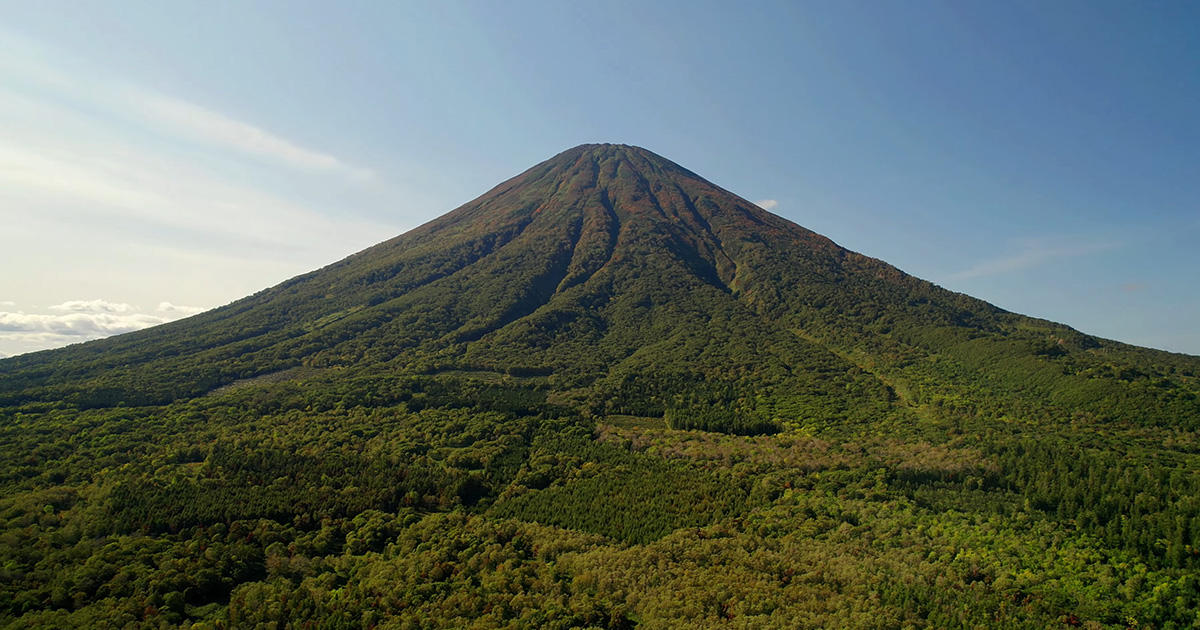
xmin=157 ymin=302 xmax=209 ymax=316
xmin=0 ymin=299 xmax=211 ymax=356
xmin=49 ymin=299 xmax=136 ymax=313
xmin=0 ymin=301 xmax=14 ymax=307
xmin=944 ymin=237 xmax=1122 ymax=282
xmin=755 ymin=199 xmax=779 ymax=210
xmin=0 ymin=310 xmax=165 ymax=337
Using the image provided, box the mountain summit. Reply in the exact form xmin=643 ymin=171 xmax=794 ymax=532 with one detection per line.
xmin=2 ymin=143 xmax=1197 ymax=429
xmin=3 ymin=144 xmax=1200 ymax=629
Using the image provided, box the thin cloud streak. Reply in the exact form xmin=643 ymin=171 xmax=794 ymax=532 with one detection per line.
xmin=128 ymin=93 xmax=375 ymax=180
xmin=0 ymin=30 xmax=372 ymax=181
xmin=756 ymin=199 xmax=779 ymax=210
xmin=0 ymin=136 xmax=393 ymax=256
xmin=944 ymin=238 xmax=1122 ymax=282
xmin=0 ymin=108 xmax=397 ymax=258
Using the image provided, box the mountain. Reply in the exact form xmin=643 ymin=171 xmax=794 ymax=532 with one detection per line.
xmin=4 ymin=144 xmax=1195 ymax=427
xmin=2 ymin=144 xmax=1199 ymax=629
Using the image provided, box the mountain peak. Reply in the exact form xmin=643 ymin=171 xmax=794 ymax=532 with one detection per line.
xmin=559 ymin=142 xmax=658 ymax=157
xmin=523 ymin=142 xmax=714 ymax=197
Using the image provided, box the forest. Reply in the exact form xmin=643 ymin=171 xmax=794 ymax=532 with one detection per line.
xmin=2 ymin=366 xmax=1199 ymax=629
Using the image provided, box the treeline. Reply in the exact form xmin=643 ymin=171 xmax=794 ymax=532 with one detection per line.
xmin=993 ymin=440 xmax=1200 ymax=570
xmin=493 ymin=433 xmax=765 ymax=543
xmin=589 ymin=372 xmax=783 ymax=436
xmin=665 ymin=405 xmax=780 ymax=436
xmin=108 ymin=449 xmax=463 ymax=534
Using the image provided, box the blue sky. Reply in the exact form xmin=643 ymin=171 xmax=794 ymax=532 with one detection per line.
xmin=1 ymin=1 xmax=1197 ymax=357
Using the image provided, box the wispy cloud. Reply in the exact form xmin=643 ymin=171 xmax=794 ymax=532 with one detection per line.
xmin=1119 ymin=283 xmax=1145 ymax=293
xmin=128 ymin=93 xmax=375 ymax=180
xmin=944 ymin=237 xmax=1122 ymax=282
xmin=755 ymin=199 xmax=779 ymax=210
xmin=0 ymin=135 xmax=393 ymax=259
xmin=0 ymin=73 xmax=399 ymax=260
xmin=0 ymin=30 xmax=373 ymax=181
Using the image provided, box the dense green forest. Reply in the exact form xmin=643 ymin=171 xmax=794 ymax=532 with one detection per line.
xmin=3 ymin=371 xmax=1199 ymax=628
xmin=2 ymin=145 xmax=1199 ymax=628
